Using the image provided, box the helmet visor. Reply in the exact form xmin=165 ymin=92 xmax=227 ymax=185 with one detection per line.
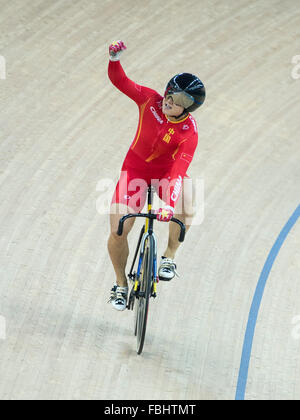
xmin=164 ymin=91 xmax=194 ymax=109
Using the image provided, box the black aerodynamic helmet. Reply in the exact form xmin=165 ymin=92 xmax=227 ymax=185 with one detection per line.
xmin=164 ymin=73 xmax=206 ymax=113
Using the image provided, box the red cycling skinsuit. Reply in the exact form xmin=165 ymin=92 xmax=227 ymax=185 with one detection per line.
xmin=108 ymin=60 xmax=198 ymax=213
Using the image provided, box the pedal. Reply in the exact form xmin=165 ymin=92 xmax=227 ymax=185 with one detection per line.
xmin=127 ymin=299 xmax=134 ymax=310
xmin=127 ymin=291 xmax=135 ymax=310
xmin=158 ymin=275 xmax=173 ymax=282
xmin=128 ymin=272 xmax=136 ymax=283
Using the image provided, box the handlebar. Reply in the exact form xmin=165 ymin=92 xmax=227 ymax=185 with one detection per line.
xmin=117 ymin=213 xmax=186 ymax=242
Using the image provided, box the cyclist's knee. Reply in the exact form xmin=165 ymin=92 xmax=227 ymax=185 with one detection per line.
xmin=109 ymin=203 xmax=135 ymax=238
xmin=110 ymin=230 xmax=125 ymax=243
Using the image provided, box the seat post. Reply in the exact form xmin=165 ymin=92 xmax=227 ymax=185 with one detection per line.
xmin=147 ymin=185 xmax=154 ymax=211
xmin=147 ymin=185 xmax=155 ymax=234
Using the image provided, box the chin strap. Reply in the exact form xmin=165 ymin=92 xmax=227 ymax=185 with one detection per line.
xmin=174 ymin=110 xmax=188 ymax=120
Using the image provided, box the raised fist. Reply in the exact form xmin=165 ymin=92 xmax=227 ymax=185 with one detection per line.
xmin=109 ymin=40 xmax=127 ymax=61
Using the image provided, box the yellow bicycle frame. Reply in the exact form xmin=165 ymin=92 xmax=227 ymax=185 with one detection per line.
xmin=144 ymin=203 xmax=152 ymax=233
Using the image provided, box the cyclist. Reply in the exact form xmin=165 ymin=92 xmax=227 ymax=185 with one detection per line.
xmin=107 ymin=41 xmax=205 ymax=310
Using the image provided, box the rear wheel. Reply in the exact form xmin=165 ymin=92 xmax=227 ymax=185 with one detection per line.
xmin=136 ymin=236 xmax=154 ymax=355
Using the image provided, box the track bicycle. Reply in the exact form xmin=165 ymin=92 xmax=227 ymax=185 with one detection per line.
xmin=117 ymin=185 xmax=185 ymax=355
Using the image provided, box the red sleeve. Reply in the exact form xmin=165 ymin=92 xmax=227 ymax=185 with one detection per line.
xmin=166 ymin=133 xmax=198 ymax=210
xmin=108 ymin=60 xmax=156 ymax=105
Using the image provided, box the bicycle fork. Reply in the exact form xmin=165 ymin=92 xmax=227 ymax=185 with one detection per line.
xmin=132 ymin=232 xmax=159 ymax=299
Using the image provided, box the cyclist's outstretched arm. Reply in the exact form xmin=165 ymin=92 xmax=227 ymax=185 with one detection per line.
xmin=108 ymin=40 xmax=157 ymax=105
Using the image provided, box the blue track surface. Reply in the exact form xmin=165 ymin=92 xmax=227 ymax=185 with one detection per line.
xmin=235 ymin=205 xmax=300 ymax=400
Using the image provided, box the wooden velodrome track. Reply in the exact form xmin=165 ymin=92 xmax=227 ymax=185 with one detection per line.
xmin=0 ymin=0 xmax=299 ymax=400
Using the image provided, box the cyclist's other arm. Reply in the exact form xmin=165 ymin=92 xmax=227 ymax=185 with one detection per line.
xmin=166 ymin=135 xmax=198 ymax=212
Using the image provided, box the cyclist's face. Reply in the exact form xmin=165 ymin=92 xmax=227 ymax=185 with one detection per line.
xmin=162 ymin=95 xmax=184 ymax=117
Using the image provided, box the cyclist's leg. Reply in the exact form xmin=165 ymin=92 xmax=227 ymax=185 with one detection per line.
xmin=108 ymin=169 xmax=147 ymax=287
xmin=164 ymin=176 xmax=196 ymax=259
xmin=108 ymin=203 xmax=136 ymax=287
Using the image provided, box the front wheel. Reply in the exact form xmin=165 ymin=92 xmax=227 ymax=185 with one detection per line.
xmin=135 ymin=236 xmax=154 ymax=355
